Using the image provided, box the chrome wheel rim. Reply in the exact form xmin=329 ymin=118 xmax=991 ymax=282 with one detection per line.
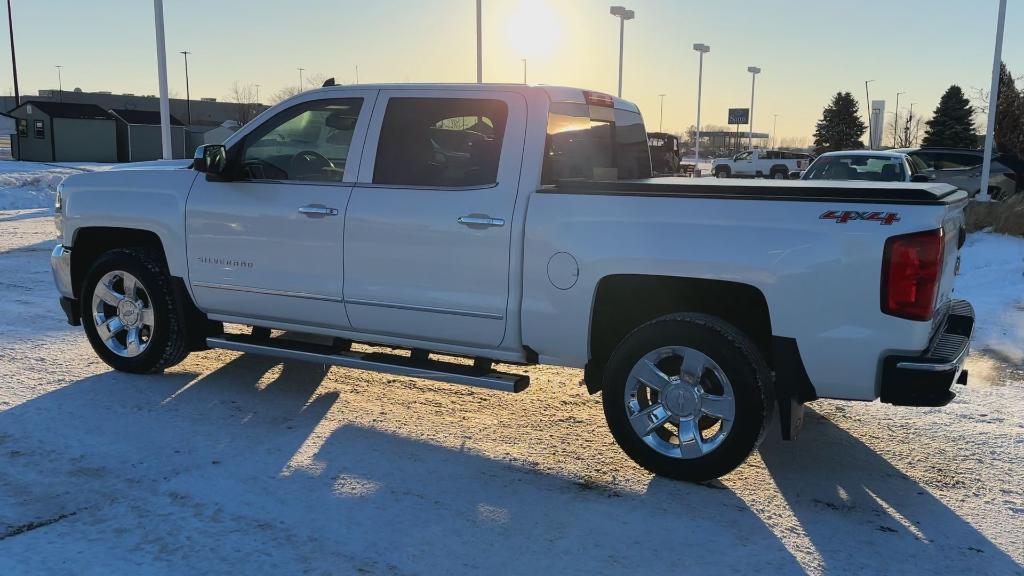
xmin=624 ymin=346 xmax=735 ymax=459
xmin=91 ymin=271 xmax=155 ymax=358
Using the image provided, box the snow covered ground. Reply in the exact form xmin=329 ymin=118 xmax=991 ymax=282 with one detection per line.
xmin=0 ymin=161 xmax=112 ymax=211
xmin=0 ymin=164 xmax=1021 ymax=574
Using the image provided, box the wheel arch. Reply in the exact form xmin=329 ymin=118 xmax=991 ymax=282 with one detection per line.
xmin=69 ymin=227 xmax=167 ymax=300
xmin=585 ymin=274 xmax=774 ymax=395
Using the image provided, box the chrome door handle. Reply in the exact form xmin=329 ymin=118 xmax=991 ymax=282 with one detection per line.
xmin=298 ymin=205 xmax=339 ymax=217
xmin=457 ymin=215 xmax=505 ymax=227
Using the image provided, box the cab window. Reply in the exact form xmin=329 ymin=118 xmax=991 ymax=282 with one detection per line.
xmin=373 ymin=97 xmax=507 ymax=187
xmin=239 ymin=98 xmax=362 ymax=182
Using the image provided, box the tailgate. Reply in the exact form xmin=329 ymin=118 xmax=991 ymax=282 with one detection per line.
xmin=935 ymin=199 xmax=968 ymax=326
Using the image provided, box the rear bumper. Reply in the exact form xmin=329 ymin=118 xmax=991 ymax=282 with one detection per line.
xmin=880 ymin=299 xmax=974 ymax=407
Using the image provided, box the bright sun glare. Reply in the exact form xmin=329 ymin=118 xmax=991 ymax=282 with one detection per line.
xmin=505 ymin=0 xmax=561 ymax=58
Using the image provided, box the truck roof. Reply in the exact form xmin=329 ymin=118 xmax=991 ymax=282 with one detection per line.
xmin=547 ymin=177 xmax=966 ymax=205
xmin=293 ymin=83 xmax=641 ymax=112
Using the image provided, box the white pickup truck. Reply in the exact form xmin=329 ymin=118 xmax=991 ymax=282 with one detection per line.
xmin=712 ymin=148 xmax=815 ymax=179
xmin=51 ymin=84 xmax=974 ymax=482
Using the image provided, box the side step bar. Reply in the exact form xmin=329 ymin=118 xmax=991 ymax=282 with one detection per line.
xmin=206 ymin=334 xmax=530 ymax=393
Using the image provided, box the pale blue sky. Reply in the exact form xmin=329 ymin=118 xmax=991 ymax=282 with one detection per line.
xmin=1 ymin=0 xmax=1019 ymax=141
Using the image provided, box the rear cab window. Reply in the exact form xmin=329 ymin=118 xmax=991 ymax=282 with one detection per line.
xmin=541 ymin=101 xmax=651 ymax=184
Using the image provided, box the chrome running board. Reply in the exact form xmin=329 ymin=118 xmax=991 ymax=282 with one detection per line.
xmin=207 ymin=333 xmax=529 ymax=393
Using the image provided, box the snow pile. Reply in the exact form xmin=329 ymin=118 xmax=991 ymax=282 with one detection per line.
xmin=0 ymin=161 xmax=108 ymax=211
xmin=956 ymin=231 xmax=1024 ymax=363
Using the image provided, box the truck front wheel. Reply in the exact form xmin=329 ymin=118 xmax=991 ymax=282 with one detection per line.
xmin=81 ymin=248 xmax=190 ymax=373
xmin=601 ymin=314 xmax=773 ymax=482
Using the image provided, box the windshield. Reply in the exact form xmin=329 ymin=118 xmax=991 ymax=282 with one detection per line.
xmin=803 ymin=154 xmax=907 ymax=182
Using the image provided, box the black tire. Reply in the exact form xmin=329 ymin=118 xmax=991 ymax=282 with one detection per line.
xmin=81 ymin=247 xmax=190 ymax=373
xmin=601 ymin=313 xmax=773 ymax=482
xmin=715 ymin=167 xmax=730 ymax=178
xmin=770 ymin=169 xmax=788 ymax=180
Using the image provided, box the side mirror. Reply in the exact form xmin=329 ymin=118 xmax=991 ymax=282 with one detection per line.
xmin=911 ymin=173 xmax=933 ymax=183
xmin=193 ymin=144 xmax=228 ymax=178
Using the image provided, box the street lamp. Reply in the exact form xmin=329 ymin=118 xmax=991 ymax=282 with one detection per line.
xmin=893 ymin=91 xmax=905 ymax=147
xmin=6 ymin=0 xmax=19 ymax=106
xmin=771 ymin=114 xmax=779 ymax=149
xmin=254 ymin=83 xmax=260 ymax=105
xmin=693 ymin=43 xmax=709 ymax=170
xmin=180 ymin=50 xmax=191 ymax=126
xmin=297 ymin=67 xmax=305 ymax=91
xmin=747 ymin=66 xmax=760 ymax=149
xmin=980 ymin=0 xmax=1008 ymax=202
xmin=54 ymin=65 xmax=62 ymax=103
xmin=609 ymin=5 xmax=634 ymax=98
xmin=522 ymin=59 xmax=527 ymax=84
xmin=864 ymin=79 xmax=874 ymax=149
xmin=658 ymin=93 xmax=665 ymax=132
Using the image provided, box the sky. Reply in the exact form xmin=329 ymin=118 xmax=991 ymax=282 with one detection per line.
xmin=0 ymin=0 xmax=1020 ymax=142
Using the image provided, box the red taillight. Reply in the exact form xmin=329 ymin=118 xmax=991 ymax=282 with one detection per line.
xmin=583 ymin=91 xmax=615 ymax=108
xmin=881 ymin=229 xmax=944 ymax=321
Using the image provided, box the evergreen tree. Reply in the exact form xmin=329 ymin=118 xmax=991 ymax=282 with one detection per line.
xmin=994 ymin=63 xmax=1024 ymax=157
xmin=813 ymin=92 xmax=866 ymax=154
xmin=922 ymin=85 xmax=976 ymax=148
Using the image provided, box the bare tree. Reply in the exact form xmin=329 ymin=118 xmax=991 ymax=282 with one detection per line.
xmin=887 ymin=109 xmax=923 ymax=148
xmin=227 ymin=81 xmax=260 ymax=125
xmin=270 ymin=73 xmax=329 ymax=105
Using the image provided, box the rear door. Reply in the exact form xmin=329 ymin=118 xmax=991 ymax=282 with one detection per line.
xmin=343 ymin=89 xmax=526 ymax=348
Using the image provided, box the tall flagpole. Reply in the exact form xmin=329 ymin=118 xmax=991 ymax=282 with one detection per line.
xmin=979 ymin=0 xmax=1007 ymax=202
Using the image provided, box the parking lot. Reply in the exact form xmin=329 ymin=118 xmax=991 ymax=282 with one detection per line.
xmin=0 ymin=208 xmax=1021 ymax=575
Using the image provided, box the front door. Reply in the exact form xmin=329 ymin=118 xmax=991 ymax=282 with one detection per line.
xmin=186 ymin=93 xmax=375 ymax=329
xmin=343 ymin=90 xmax=526 ymax=348
xmin=733 ymin=150 xmax=755 ymax=176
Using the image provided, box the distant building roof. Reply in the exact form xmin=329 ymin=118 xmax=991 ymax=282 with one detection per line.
xmin=109 ymin=109 xmax=185 ymax=126
xmin=15 ymin=100 xmax=115 ymax=120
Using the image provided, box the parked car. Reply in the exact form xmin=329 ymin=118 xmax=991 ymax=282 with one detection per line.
xmin=895 ymin=147 xmax=1023 ymax=200
xmin=648 ymin=132 xmax=681 ymax=175
xmin=51 ymin=84 xmax=973 ymax=482
xmin=801 ymin=150 xmax=931 ymax=183
xmin=712 ymin=149 xmax=814 ymax=179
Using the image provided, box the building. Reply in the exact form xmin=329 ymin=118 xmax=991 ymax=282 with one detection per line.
xmin=9 ymin=101 xmax=118 ymax=162
xmin=109 ymin=109 xmax=188 ymax=161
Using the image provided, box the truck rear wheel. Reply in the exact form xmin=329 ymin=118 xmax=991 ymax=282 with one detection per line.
xmin=81 ymin=248 xmax=190 ymax=374
xmin=601 ymin=313 xmax=773 ymax=482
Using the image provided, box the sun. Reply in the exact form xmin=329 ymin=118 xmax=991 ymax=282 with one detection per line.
xmin=505 ymin=0 xmax=561 ymax=58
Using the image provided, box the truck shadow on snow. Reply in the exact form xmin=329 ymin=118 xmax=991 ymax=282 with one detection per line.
xmin=0 ymin=353 xmax=1019 ymax=574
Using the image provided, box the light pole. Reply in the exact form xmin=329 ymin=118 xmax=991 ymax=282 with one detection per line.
xmin=476 ymin=0 xmax=482 ymax=83
xmin=864 ymin=79 xmax=874 ymax=149
xmin=771 ymin=114 xmax=779 ymax=149
xmin=5 ymin=0 xmax=18 ymax=107
xmin=180 ymin=51 xmax=191 ymax=126
xmin=980 ymin=0 xmax=1008 ymax=202
xmin=254 ymin=83 xmax=260 ymax=105
xmin=355 ymin=64 xmax=359 ymax=85
xmin=522 ymin=59 xmax=527 ymax=84
xmin=747 ymin=66 xmax=760 ymax=148
xmin=54 ymin=65 xmax=62 ymax=103
xmin=152 ymin=0 xmax=172 ymax=159
xmin=297 ymin=67 xmax=305 ymax=91
xmin=893 ymin=91 xmax=905 ymax=147
xmin=693 ymin=43 xmax=709 ymax=170
xmin=658 ymin=93 xmax=665 ymax=132
xmin=609 ymin=6 xmax=634 ymax=98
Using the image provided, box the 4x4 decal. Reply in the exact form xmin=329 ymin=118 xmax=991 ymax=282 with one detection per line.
xmin=820 ymin=210 xmax=900 ymax=225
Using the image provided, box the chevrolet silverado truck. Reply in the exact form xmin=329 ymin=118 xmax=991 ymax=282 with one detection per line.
xmin=51 ymin=84 xmax=974 ymax=481
xmin=712 ymin=148 xmax=814 ymax=179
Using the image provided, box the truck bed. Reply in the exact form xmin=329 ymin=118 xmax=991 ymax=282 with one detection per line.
xmin=546 ymin=178 xmax=967 ymax=205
